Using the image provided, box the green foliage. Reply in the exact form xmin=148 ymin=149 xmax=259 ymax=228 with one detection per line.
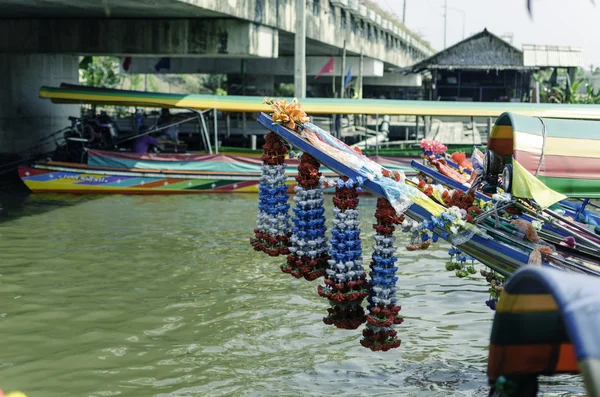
xmin=550 ymin=75 xmax=600 ymax=104
xmin=200 ymin=74 xmax=227 ymax=95
xmin=79 ymin=56 xmax=122 ymax=88
xmin=148 ymin=75 xmax=159 ymax=92
xmin=534 ymin=68 xmax=600 ymax=104
xmin=128 ymin=74 xmax=143 ymax=91
xmin=275 ymin=83 xmax=295 ymax=97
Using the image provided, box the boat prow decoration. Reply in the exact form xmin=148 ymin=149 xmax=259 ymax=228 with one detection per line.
xmin=488 ymin=266 xmax=600 ymax=397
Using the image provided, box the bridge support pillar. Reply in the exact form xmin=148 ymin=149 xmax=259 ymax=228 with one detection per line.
xmin=0 ymin=54 xmax=79 ymax=157
xmin=294 ymin=0 xmax=306 ymax=98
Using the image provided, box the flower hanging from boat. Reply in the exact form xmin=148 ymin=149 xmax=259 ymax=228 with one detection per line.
xmin=481 ymin=269 xmax=505 ymax=310
xmin=251 ymin=132 xmax=291 ymax=256
xmin=361 ymin=198 xmax=403 ymax=352
xmin=319 ymin=177 xmax=367 ymax=330
xmin=445 ymin=246 xmax=477 ymax=278
xmin=402 ymin=218 xmax=435 ymax=251
xmin=264 ymin=97 xmax=310 ymax=131
xmin=284 ymin=153 xmax=329 ymax=281
xmin=419 ymin=139 xmax=448 ymax=155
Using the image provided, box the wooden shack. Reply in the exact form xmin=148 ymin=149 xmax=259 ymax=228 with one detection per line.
xmin=408 ymin=29 xmax=536 ymax=102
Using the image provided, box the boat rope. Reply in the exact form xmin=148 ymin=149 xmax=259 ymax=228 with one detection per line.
xmin=535 ymin=117 xmax=547 ymax=177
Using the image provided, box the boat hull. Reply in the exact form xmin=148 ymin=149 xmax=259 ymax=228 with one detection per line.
xmin=18 ymin=164 xmax=283 ymax=194
xmin=19 ymin=151 xmax=417 ymax=195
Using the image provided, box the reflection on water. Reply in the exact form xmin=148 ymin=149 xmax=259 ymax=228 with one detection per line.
xmin=0 ymin=192 xmax=585 ymax=396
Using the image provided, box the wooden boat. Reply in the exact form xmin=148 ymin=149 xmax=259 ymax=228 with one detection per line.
xmin=26 ymin=83 xmax=600 ymax=196
xmin=488 ymin=265 xmax=600 ymax=397
xmin=257 ymin=112 xmax=600 ymax=278
xmin=19 ymin=149 xmax=416 ymax=194
xmin=21 ymin=83 xmax=425 ymax=195
xmin=18 ymin=154 xmax=285 ymax=194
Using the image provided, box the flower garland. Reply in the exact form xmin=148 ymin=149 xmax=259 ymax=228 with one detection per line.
xmin=481 ymin=269 xmax=505 ymax=310
xmin=264 ymin=97 xmax=310 ymax=130
xmin=414 ymin=177 xmax=490 ymax=224
xmin=401 ymin=217 xmax=436 ymax=251
xmin=445 ymin=246 xmax=477 ymax=278
xmin=318 ymin=177 xmax=367 ymax=330
xmin=250 ymin=132 xmax=291 ymax=256
xmin=361 ymin=198 xmax=404 ymax=351
xmin=284 ymin=153 xmax=330 ymax=281
xmin=420 ymin=139 xmax=448 ymax=156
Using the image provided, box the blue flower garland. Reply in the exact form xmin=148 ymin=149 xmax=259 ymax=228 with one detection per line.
xmin=251 ymin=132 xmax=291 ymax=256
xmin=318 ymin=177 xmax=367 ymax=330
xmin=284 ymin=153 xmax=329 ymax=281
xmin=361 ymin=198 xmax=403 ymax=351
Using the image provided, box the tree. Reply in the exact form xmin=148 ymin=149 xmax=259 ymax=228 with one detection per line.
xmin=199 ymin=74 xmax=227 ymax=95
xmin=79 ymin=56 xmax=122 ymax=88
xmin=275 ymin=83 xmax=295 ymax=97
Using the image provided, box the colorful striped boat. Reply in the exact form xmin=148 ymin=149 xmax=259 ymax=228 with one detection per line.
xmin=489 ymin=113 xmax=600 ymax=198
xmin=488 ymin=266 xmax=600 ymax=397
xmin=18 ymin=150 xmax=417 ymax=194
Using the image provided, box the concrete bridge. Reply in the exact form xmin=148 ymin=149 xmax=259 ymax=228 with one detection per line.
xmin=0 ymin=0 xmax=433 ymax=156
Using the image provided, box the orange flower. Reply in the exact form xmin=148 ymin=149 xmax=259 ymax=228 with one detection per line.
xmin=264 ymin=97 xmax=310 ymax=130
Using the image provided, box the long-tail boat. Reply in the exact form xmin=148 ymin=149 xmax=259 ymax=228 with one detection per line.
xmin=21 ymin=83 xmax=600 ymax=195
xmin=19 ymin=85 xmax=415 ymax=194
xmin=19 ymin=148 xmax=415 ymax=194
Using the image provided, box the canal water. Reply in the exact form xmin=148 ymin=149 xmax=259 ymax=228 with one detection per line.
xmin=0 ymin=190 xmax=585 ymax=396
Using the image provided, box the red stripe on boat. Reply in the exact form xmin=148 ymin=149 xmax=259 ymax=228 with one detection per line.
xmin=129 ymin=178 xmax=184 ymax=188
xmin=514 ymin=150 xmax=600 ymax=180
xmin=18 ymin=166 xmax=49 ymax=178
xmin=212 ymin=180 xmax=260 ymax=191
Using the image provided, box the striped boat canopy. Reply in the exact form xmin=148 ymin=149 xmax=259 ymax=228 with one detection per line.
xmin=39 ymin=84 xmax=600 ymax=118
xmin=489 ymin=112 xmax=600 ymax=198
xmin=488 ymin=266 xmax=600 ymax=397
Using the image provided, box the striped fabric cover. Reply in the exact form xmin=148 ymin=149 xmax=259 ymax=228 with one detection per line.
xmin=87 ymin=150 xmax=416 ymax=175
xmin=488 ymin=267 xmax=600 ymax=397
xmin=488 ymin=113 xmax=600 ymax=198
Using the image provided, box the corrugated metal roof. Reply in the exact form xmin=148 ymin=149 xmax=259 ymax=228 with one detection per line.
xmin=523 ymin=44 xmax=584 ymax=67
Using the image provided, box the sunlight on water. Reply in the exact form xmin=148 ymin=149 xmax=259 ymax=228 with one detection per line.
xmin=0 ymin=192 xmax=585 ymax=396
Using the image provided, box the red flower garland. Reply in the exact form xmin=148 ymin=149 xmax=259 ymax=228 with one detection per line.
xmin=260 ymin=131 xmax=288 ymax=166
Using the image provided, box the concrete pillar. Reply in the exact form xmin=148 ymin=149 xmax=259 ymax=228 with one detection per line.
xmin=294 ymin=0 xmax=307 ymax=98
xmin=0 ymin=54 xmax=79 ymax=157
